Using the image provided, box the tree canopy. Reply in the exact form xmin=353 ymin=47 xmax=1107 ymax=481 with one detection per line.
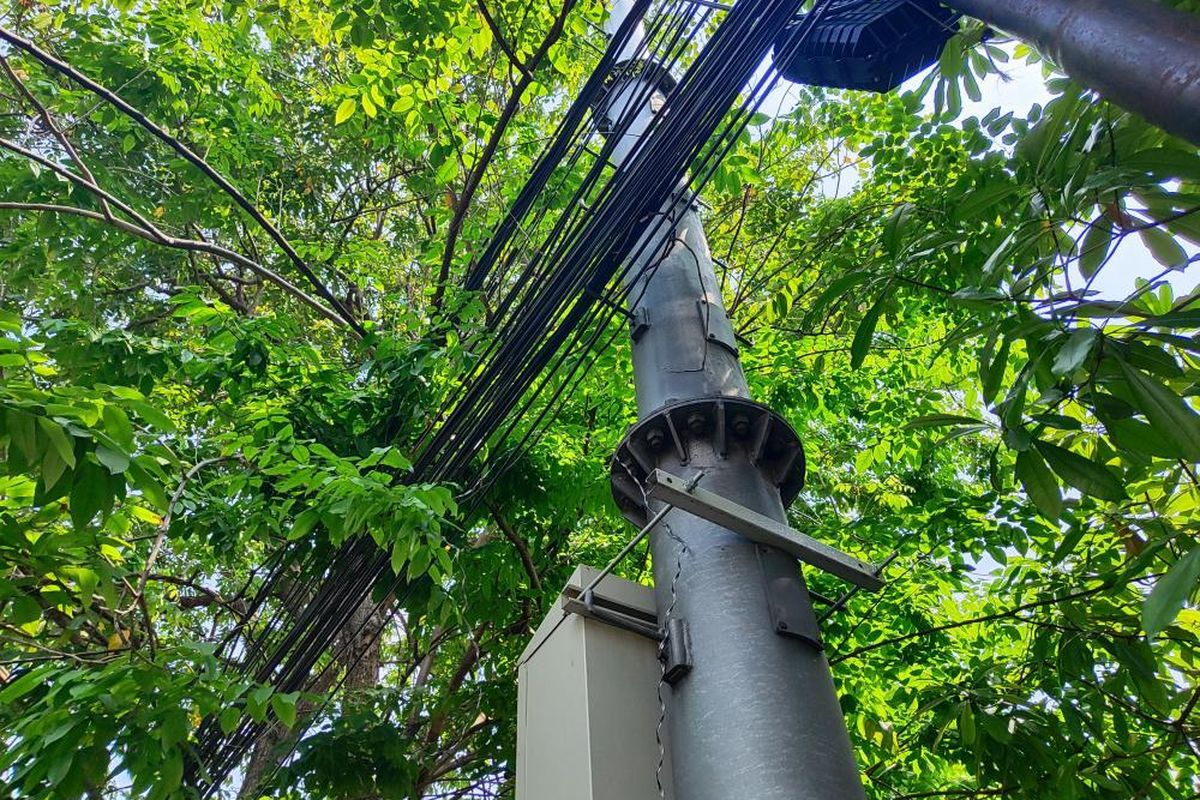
xmin=1 ymin=1 xmax=1199 ymax=798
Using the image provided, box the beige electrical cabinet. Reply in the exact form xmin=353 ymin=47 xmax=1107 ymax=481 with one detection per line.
xmin=517 ymin=566 xmax=674 ymax=800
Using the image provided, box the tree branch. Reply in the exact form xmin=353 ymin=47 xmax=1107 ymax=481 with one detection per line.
xmin=829 ymin=584 xmax=1109 ymax=665
xmin=0 ymin=26 xmax=365 ymax=336
xmin=486 ymin=500 xmax=542 ymax=592
xmin=475 ymin=0 xmax=533 ymax=80
xmin=0 ymin=52 xmax=112 ymax=222
xmin=123 ymin=457 xmax=229 ymax=614
xmin=434 ymin=0 xmax=576 ymax=312
xmin=0 ymin=201 xmax=347 ymax=326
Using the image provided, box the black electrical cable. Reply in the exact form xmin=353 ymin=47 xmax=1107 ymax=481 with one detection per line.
xmin=190 ymin=1 xmax=847 ymax=791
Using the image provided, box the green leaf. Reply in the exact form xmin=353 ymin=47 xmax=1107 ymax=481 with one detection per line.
xmin=1104 ymin=416 xmax=1177 ymax=458
xmin=850 ymin=294 xmax=887 ymax=369
xmin=1052 ymin=329 xmax=1096 ymax=376
xmin=1051 ymin=524 xmax=1088 ymax=564
xmin=1078 ymin=216 xmax=1112 ymax=279
xmin=101 ymin=404 xmax=135 ymax=451
xmin=1016 ymin=448 xmax=1062 ymax=520
xmin=288 ymin=508 xmax=320 ymax=541
xmin=38 ymin=417 xmax=76 ymax=468
xmin=271 ymin=691 xmax=299 ymax=728
xmin=1115 ymin=357 xmax=1200 ymax=460
xmin=335 ymin=98 xmax=356 ymax=125
xmin=7 ymin=408 xmax=38 ymax=462
xmin=982 ymin=335 xmax=1010 ymax=404
xmin=807 ymin=272 xmax=870 ymax=323
xmin=218 ymin=707 xmax=242 ymax=735
xmin=904 ymin=414 xmax=985 ymax=430
xmin=95 ymin=445 xmax=130 ymax=475
xmin=1107 ymin=638 xmax=1169 ymax=713
xmin=247 ymin=684 xmax=273 ymax=721
xmin=6 ymin=594 xmax=41 ymax=625
xmin=1139 ymin=226 xmax=1188 ymax=270
xmin=953 ymin=181 xmax=1018 ymax=224
xmin=1033 ymin=440 xmax=1125 ymax=501
xmin=47 ymin=749 xmax=74 ymax=787
xmin=126 ymin=400 xmax=177 ymax=433
xmin=1143 ymin=546 xmax=1200 ymax=636
xmin=70 ymin=462 xmax=113 ymax=528
xmin=1122 ymin=147 xmax=1200 ymax=182
xmin=391 ymin=542 xmax=408 ymax=575
xmin=159 ymin=748 xmax=183 ymax=793
xmin=41 ymin=445 xmax=68 ymax=492
xmin=0 ymin=665 xmax=49 ymax=703
xmin=882 ymin=203 xmax=914 ymax=257
xmin=62 ymin=566 xmax=99 ymax=602
xmin=158 ymin=709 xmax=190 ymax=748
xmin=958 ymin=703 xmax=976 ymax=745
xmin=126 ymin=460 xmax=168 ymax=512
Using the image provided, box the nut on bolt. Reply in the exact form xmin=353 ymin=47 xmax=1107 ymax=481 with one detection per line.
xmin=731 ymin=413 xmax=751 ymax=437
xmin=686 ymin=411 xmax=708 ymax=436
xmin=645 ymin=427 xmax=666 ymax=451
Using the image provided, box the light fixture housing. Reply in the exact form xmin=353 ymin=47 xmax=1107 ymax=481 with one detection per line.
xmin=774 ymin=0 xmax=960 ymax=92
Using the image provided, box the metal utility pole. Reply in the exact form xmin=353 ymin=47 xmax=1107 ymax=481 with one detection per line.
xmin=601 ymin=3 xmax=868 ymax=798
xmin=945 ymin=0 xmax=1200 ymax=146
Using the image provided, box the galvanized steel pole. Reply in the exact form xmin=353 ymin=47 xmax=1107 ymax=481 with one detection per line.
xmin=602 ymin=5 xmax=865 ymax=799
xmin=946 ymin=0 xmax=1200 ymax=146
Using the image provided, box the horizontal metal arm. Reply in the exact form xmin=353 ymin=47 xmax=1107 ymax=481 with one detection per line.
xmin=645 ymin=469 xmax=883 ymax=590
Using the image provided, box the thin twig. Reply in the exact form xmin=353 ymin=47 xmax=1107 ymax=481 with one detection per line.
xmin=126 ymin=457 xmax=228 ymax=611
xmin=0 ymin=202 xmax=347 ymax=325
xmin=475 ymin=0 xmax=533 ymax=80
xmin=0 ymin=52 xmax=112 ymax=221
xmin=0 ymin=26 xmax=365 ymax=336
xmin=434 ymin=0 xmax=577 ymax=311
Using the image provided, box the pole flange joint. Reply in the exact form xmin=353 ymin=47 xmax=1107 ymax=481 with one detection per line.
xmin=610 ymin=396 xmax=805 ymax=527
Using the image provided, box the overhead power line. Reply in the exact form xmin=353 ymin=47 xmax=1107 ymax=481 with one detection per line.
xmin=190 ymin=0 xmax=841 ymax=790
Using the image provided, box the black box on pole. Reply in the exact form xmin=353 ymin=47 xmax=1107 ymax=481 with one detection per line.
xmin=773 ymin=0 xmax=959 ymax=92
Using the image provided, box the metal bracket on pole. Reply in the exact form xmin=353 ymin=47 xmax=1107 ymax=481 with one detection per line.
xmin=562 ymin=588 xmax=692 ymax=685
xmin=645 ymin=469 xmax=884 ymax=591
xmin=757 ymin=545 xmax=823 ymax=649
xmin=659 ymin=617 xmax=693 ymax=685
xmin=630 ymin=305 xmax=651 ymax=341
xmin=695 ymin=298 xmax=739 ymax=356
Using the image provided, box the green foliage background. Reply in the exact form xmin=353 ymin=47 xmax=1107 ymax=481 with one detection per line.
xmin=0 ymin=0 xmax=1198 ymax=798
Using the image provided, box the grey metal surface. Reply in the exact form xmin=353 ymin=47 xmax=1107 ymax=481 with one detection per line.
xmin=757 ymin=544 xmax=824 ymax=647
xmin=625 ymin=204 xmax=750 ymax=413
xmin=620 ymin=196 xmax=866 ymax=800
xmin=646 ymin=469 xmax=883 ymax=590
xmin=947 ymin=0 xmax=1200 ymax=146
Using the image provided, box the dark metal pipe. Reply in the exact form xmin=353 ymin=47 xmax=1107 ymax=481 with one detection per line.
xmin=624 ymin=203 xmax=867 ymax=800
xmin=946 ymin=0 xmax=1200 ymax=146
